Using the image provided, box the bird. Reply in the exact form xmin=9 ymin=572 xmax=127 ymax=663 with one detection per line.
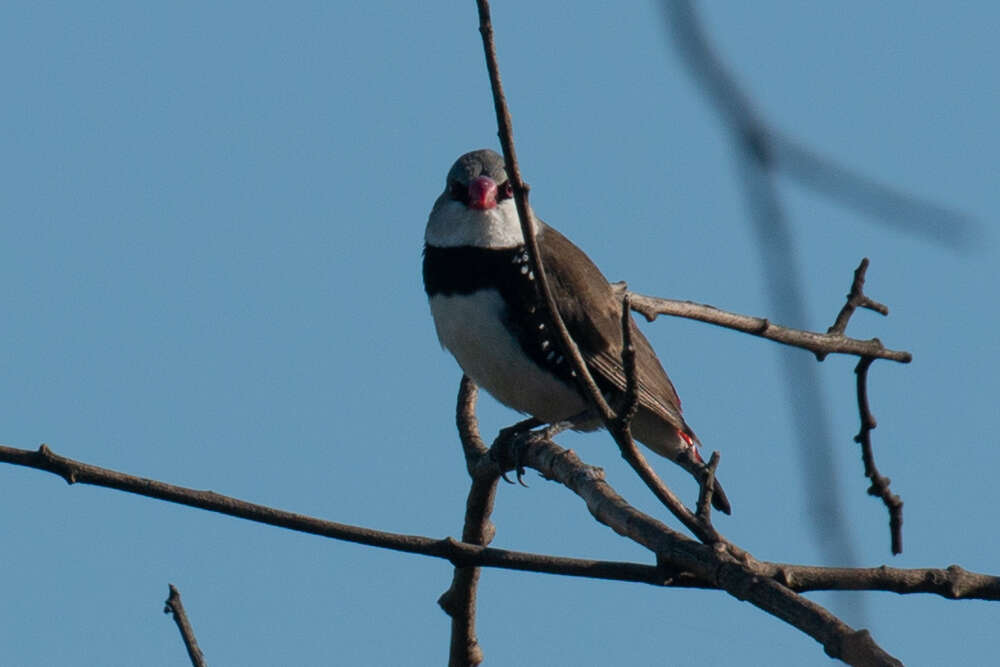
xmin=422 ymin=149 xmax=730 ymax=514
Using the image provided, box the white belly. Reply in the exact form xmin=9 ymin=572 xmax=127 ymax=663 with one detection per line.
xmin=429 ymin=290 xmax=587 ymax=423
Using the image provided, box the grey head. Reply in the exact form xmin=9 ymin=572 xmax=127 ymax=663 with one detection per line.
xmin=426 ymin=149 xmax=524 ymax=249
xmin=446 ymin=149 xmax=508 ymax=189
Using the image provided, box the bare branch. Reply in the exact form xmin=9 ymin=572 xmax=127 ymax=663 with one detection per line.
xmin=454 ymin=375 xmax=498 ymax=481
xmin=0 ymin=443 xmax=444 ymax=556
xmin=828 ymin=258 xmax=890 ymax=336
xmin=440 ymin=377 xmax=499 ymax=667
xmin=626 ymin=289 xmax=911 ymax=364
xmin=607 ymin=425 xmax=722 ymax=545
xmin=615 ymin=292 xmax=641 ymax=430
xmin=760 ymin=563 xmax=999 ymax=600
xmin=164 ymin=584 xmax=207 ymax=667
xmin=1 ymin=443 xmax=994 ymax=603
xmin=633 ymin=258 xmax=909 ymax=555
xmin=695 ymin=452 xmax=720 ymax=523
xmin=485 ymin=431 xmax=899 ymax=666
xmin=855 ymin=357 xmax=904 ymax=554
xmin=822 ymin=258 xmax=905 ymax=553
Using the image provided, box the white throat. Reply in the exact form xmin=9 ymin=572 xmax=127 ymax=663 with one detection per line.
xmin=424 ymin=198 xmax=527 ymax=249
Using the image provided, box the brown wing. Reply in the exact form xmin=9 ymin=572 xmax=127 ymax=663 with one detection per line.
xmin=537 ymin=223 xmax=693 ymax=438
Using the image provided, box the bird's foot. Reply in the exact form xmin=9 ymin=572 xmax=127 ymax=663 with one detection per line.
xmin=492 ymin=417 xmax=542 ymax=485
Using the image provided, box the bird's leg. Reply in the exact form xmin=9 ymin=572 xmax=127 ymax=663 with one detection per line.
xmin=497 ymin=417 xmax=543 ymax=442
xmin=539 ymin=407 xmax=597 ymax=439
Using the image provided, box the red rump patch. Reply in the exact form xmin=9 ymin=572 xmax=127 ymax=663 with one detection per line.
xmin=677 ymin=428 xmax=703 ymax=462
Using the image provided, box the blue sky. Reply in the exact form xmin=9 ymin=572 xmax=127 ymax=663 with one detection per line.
xmin=2 ymin=2 xmax=998 ymax=665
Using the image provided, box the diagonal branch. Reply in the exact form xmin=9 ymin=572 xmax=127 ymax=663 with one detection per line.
xmin=164 ymin=584 xmax=207 ymax=667
xmin=483 ymin=428 xmax=900 ymax=666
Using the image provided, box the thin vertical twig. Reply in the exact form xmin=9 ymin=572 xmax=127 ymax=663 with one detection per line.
xmin=827 ymin=259 xmax=905 ymax=553
xmin=474 ymin=0 xmax=719 ymax=546
xmin=474 ymin=0 xmax=614 ymax=425
xmin=439 ymin=377 xmax=500 ymax=667
xmin=696 ymin=452 xmax=720 ymax=522
xmin=854 ymin=358 xmax=904 ymax=554
xmin=616 ymin=292 xmax=641 ymax=431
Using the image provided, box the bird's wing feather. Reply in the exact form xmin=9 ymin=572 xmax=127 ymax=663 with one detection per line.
xmin=537 ymin=223 xmax=692 ymax=438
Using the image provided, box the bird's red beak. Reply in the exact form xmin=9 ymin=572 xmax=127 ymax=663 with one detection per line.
xmin=467 ymin=175 xmax=498 ymax=210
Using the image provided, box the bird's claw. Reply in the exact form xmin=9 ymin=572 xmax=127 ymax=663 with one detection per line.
xmin=491 ymin=417 xmax=542 ymax=485
xmin=513 ymin=431 xmax=531 ymax=486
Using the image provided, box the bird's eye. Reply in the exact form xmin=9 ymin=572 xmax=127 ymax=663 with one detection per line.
xmin=448 ymin=181 xmax=468 ymax=203
xmin=498 ymin=181 xmax=514 ymax=200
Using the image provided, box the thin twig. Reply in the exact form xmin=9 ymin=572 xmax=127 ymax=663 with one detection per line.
xmin=0 ymin=443 xmax=445 ymax=555
xmin=855 ymin=358 xmax=904 ymax=554
xmin=474 ymin=0 xmax=615 ymax=423
xmin=475 ymin=0 xmax=713 ymax=545
xmin=626 ymin=290 xmax=910 ymax=364
xmin=696 ymin=452 xmax=720 ymax=523
xmin=825 ymin=258 xmax=905 ymax=553
xmin=610 ymin=293 xmax=717 ymax=537
xmin=616 ymin=292 xmax=641 ymax=430
xmin=828 ymin=258 xmax=889 ymax=337
xmin=610 ymin=427 xmax=722 ymax=544
xmin=164 ymin=584 xmax=207 ymax=667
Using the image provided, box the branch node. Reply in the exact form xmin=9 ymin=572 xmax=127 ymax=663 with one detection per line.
xmin=38 ymin=443 xmax=77 ymax=484
xmin=828 ymin=258 xmax=892 ymax=336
